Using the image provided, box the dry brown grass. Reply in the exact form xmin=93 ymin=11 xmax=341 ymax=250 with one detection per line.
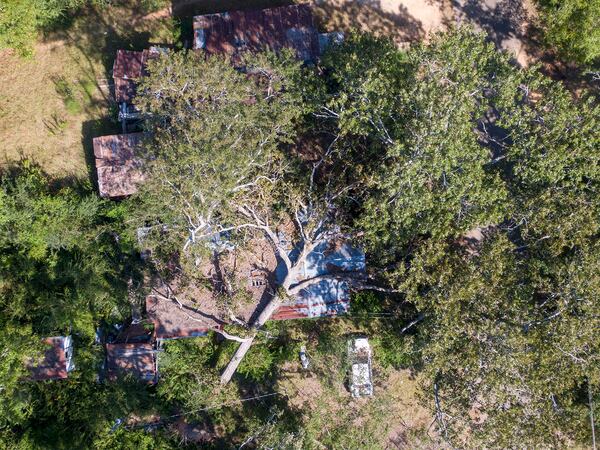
xmin=0 ymin=2 xmax=178 ymax=178
xmin=276 ymin=336 xmax=439 ymax=449
xmin=0 ymin=0 xmax=455 ymax=179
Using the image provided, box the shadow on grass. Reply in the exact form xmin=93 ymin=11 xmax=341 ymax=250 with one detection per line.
xmin=81 ymin=118 xmax=121 ymax=191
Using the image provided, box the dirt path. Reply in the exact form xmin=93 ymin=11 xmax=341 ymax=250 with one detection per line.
xmin=452 ymin=0 xmax=538 ymax=67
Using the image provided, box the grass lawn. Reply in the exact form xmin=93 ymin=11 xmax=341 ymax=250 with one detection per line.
xmin=0 ymin=1 xmax=178 ymax=179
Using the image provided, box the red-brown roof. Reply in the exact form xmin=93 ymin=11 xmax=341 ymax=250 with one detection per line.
xmin=113 ymin=49 xmax=161 ymax=103
xmin=146 ymin=295 xmax=219 ymax=340
xmin=27 ymin=336 xmax=74 ymax=381
xmin=193 ymin=4 xmax=320 ymax=62
xmin=105 ymin=342 xmax=157 ymax=384
xmin=92 ymin=132 xmax=146 ymax=198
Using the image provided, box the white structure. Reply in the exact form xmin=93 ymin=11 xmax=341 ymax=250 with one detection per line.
xmin=348 ymin=337 xmax=373 ymax=398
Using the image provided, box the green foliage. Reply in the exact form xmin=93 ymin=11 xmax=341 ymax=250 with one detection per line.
xmin=52 ymin=75 xmax=82 ymax=115
xmin=317 ymin=28 xmax=600 ymax=447
xmin=0 ymin=0 xmax=97 ymax=56
xmin=157 ymin=336 xmax=238 ymax=411
xmin=131 ymin=50 xmax=306 ymax=275
xmin=0 ymin=161 xmax=131 ymax=335
xmin=536 ymin=0 xmax=600 ymax=66
xmin=139 ymin=0 xmax=169 ymax=14
xmin=0 ymin=161 xmax=144 ymax=446
xmin=315 ymin=30 xmax=514 ymax=260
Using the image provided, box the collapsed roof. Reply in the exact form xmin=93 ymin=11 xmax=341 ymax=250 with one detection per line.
xmin=193 ymin=4 xmax=322 ymax=62
xmin=146 ymin=295 xmax=219 ymax=341
xmin=27 ymin=336 xmax=75 ymax=381
xmin=272 ymin=240 xmax=366 ymax=320
xmin=92 ymin=132 xmax=146 ymax=198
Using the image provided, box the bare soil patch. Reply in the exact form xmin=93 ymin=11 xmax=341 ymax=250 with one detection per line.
xmin=311 ymin=0 xmax=453 ymax=45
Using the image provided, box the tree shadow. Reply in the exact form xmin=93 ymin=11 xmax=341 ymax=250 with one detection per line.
xmin=172 ymin=0 xmax=294 ymax=17
xmin=312 ymin=0 xmax=426 ymax=44
xmin=451 ymin=0 xmax=599 ymax=92
xmin=452 ymin=0 xmax=528 ymax=52
xmin=81 ymin=119 xmax=121 ymax=191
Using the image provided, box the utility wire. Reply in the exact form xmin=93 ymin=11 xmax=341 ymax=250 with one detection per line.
xmin=123 ymin=392 xmax=283 ymax=430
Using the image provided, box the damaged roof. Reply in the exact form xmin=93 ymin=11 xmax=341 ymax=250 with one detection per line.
xmin=113 ymin=48 xmax=162 ymax=103
xmin=105 ymin=342 xmax=158 ymax=384
xmin=146 ymin=295 xmax=219 ymax=341
xmin=193 ymin=4 xmax=321 ymax=62
xmin=92 ymin=132 xmax=146 ymax=198
xmin=272 ymin=240 xmax=366 ymax=320
xmin=27 ymin=336 xmax=75 ymax=381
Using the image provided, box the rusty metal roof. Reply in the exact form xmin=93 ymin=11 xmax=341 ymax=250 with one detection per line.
xmin=146 ymin=295 xmax=220 ymax=341
xmin=272 ymin=240 xmax=365 ymax=320
xmin=92 ymin=132 xmax=146 ymax=198
xmin=27 ymin=336 xmax=74 ymax=381
xmin=193 ymin=4 xmax=320 ymax=62
xmin=105 ymin=342 xmax=158 ymax=384
xmin=113 ymin=48 xmax=162 ymax=103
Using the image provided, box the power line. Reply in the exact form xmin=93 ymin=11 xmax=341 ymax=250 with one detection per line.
xmin=123 ymin=392 xmax=284 ymax=431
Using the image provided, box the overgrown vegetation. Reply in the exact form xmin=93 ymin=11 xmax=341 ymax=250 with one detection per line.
xmin=0 ymin=0 xmax=97 ymax=56
xmin=0 ymin=3 xmax=599 ymax=447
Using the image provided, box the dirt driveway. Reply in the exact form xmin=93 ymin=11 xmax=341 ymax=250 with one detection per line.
xmin=312 ymin=0 xmax=453 ymax=45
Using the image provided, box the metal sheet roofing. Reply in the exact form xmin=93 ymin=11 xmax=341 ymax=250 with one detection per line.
xmin=105 ymin=342 xmax=157 ymax=384
xmin=146 ymin=295 xmax=219 ymax=341
xmin=272 ymin=240 xmax=366 ymax=320
xmin=92 ymin=132 xmax=146 ymax=198
xmin=193 ymin=4 xmax=320 ymax=62
xmin=27 ymin=336 xmax=74 ymax=381
xmin=112 ymin=48 xmax=162 ymax=103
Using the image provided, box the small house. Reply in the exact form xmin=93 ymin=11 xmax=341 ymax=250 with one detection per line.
xmin=272 ymin=240 xmax=366 ymax=320
xmin=105 ymin=342 xmax=158 ymax=384
xmin=146 ymin=295 xmax=218 ymax=341
xmin=27 ymin=336 xmax=75 ymax=381
xmin=193 ymin=4 xmax=342 ymax=63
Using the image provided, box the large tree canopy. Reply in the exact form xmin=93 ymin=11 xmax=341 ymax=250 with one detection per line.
xmin=2 ymin=23 xmax=599 ymax=448
xmin=0 ymin=161 xmax=136 ymax=435
xmin=305 ymin=29 xmax=600 ymax=447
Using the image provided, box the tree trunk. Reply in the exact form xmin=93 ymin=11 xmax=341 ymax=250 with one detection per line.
xmin=219 ymin=295 xmax=284 ymax=384
xmin=220 ymin=335 xmax=256 ymax=384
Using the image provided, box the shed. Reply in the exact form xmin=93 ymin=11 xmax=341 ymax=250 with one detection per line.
xmin=27 ymin=336 xmax=75 ymax=381
xmin=92 ymin=132 xmax=146 ymax=198
xmin=105 ymin=342 xmax=158 ymax=384
xmin=193 ymin=4 xmax=321 ymax=63
xmin=113 ymin=47 xmax=164 ymax=104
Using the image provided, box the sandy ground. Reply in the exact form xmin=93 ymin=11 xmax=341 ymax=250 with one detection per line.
xmin=453 ymin=0 xmax=539 ymax=67
xmin=313 ymin=0 xmax=453 ymax=44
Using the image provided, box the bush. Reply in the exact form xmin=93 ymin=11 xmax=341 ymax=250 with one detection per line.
xmin=536 ymin=0 xmax=600 ymax=66
xmin=0 ymin=0 xmax=96 ymax=56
